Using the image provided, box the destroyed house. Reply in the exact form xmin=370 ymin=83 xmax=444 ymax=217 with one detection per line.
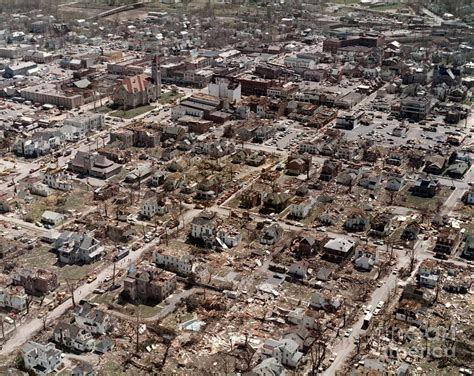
xmin=54 ymin=231 xmax=104 ymax=265
xmin=369 ymin=213 xmax=392 ymax=237
xmin=345 ymin=212 xmax=370 ymax=232
xmin=22 ymin=341 xmax=61 ymax=376
xmin=123 ymin=266 xmax=177 ymax=303
xmin=319 ymin=160 xmax=342 ymax=182
xmin=433 ymin=229 xmax=460 ymax=255
xmin=12 ymin=268 xmax=58 ymax=296
xmin=323 ymin=238 xmax=355 ymax=263
xmin=52 ymin=322 xmax=94 ymax=352
xmin=155 ymin=250 xmax=193 ymax=276
xmin=73 ymin=302 xmax=111 ymax=335
xmin=411 ymin=177 xmax=439 ymax=198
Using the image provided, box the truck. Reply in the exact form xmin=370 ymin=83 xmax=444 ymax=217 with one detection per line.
xmin=362 ymin=312 xmax=373 ymax=330
xmin=114 ymin=248 xmax=130 ymax=261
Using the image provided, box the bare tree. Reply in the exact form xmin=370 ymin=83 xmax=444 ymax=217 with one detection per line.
xmin=65 ymin=278 xmax=78 ymax=308
xmin=41 ymin=313 xmax=48 ymax=331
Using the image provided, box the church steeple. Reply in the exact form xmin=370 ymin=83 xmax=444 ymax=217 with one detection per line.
xmin=152 ymin=55 xmax=161 ymax=97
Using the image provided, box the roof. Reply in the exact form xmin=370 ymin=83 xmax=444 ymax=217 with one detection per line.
xmin=324 ymin=238 xmax=355 ymax=253
xmin=41 ymin=210 xmax=63 ymax=221
xmin=122 ymin=74 xmax=153 ymax=94
xmin=73 ymin=79 xmax=91 ymax=89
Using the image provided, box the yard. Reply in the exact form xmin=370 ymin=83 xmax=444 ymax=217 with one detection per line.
xmin=17 ymin=245 xmax=106 ymax=289
xmin=23 ymin=189 xmax=92 ymax=223
xmin=158 ymin=91 xmax=182 ymax=105
xmin=110 ymin=105 xmax=155 ymax=119
xmin=397 ymin=186 xmax=452 ymax=212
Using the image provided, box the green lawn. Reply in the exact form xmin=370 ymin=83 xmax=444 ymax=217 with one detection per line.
xmin=159 ymin=91 xmax=182 ymax=105
xmin=94 ymin=105 xmax=114 ymax=114
xmin=17 ymin=245 xmax=105 ymax=287
xmin=397 ymin=186 xmax=452 ymax=211
xmin=110 ymin=105 xmax=154 ymax=119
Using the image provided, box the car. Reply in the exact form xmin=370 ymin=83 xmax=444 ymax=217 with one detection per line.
xmin=344 ymin=328 xmax=353 ymax=337
xmin=104 ymin=275 xmax=112 ymax=283
xmin=93 ymin=288 xmax=105 ymax=294
xmin=12 ymin=224 xmax=21 ymax=230
xmin=376 ymin=281 xmax=383 ymax=288
xmin=376 ymin=301 xmax=385 ymax=309
xmin=87 ymin=274 xmax=97 ymax=283
xmin=329 ymin=353 xmax=337 ymax=362
xmin=373 ymin=308 xmax=381 ymax=316
xmin=353 ymin=336 xmax=360 ymax=344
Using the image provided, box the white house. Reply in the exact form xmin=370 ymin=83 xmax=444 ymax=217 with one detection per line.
xmin=354 ymin=247 xmax=377 ymax=271
xmin=288 ymin=261 xmax=309 ymax=279
xmin=53 ymin=322 xmax=95 ymax=352
xmin=43 ymin=168 xmax=73 ymax=191
xmin=252 ymin=357 xmax=286 ymax=376
xmin=0 ymin=286 xmax=28 ymax=311
xmin=64 ymin=112 xmax=104 ymax=133
xmin=191 ymin=211 xmax=215 ymax=240
xmin=272 ymin=338 xmax=304 ymax=368
xmin=155 ymin=252 xmax=193 ymax=276
xmin=289 ymin=197 xmax=316 ymax=219
xmin=284 ymin=56 xmax=316 ymax=70
xmin=22 ymin=341 xmax=61 ymax=376
xmin=309 ymin=291 xmax=342 ymax=311
xmin=208 ymin=77 xmax=241 ymax=104
xmin=73 ymin=302 xmax=111 ymax=335
xmin=217 ymin=227 xmax=241 ymax=248
xmin=139 ymin=198 xmax=168 ymax=219
xmin=287 ymin=307 xmax=318 ymax=329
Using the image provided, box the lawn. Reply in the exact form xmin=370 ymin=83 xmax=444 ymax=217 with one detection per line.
xmin=94 ymin=105 xmax=114 ymax=114
xmin=120 ymin=302 xmax=164 ymax=319
xmin=23 ymin=190 xmax=91 ymax=222
xmin=110 ymin=105 xmax=154 ymax=119
xmin=158 ymin=91 xmax=182 ymax=105
xmin=103 ymin=360 xmax=124 ymax=376
xmin=17 ymin=245 xmax=106 ymax=287
xmin=397 ymin=186 xmax=452 ymax=212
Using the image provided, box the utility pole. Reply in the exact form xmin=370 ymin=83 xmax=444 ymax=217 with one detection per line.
xmin=112 ymin=260 xmax=116 ymax=289
xmin=135 ymin=312 xmax=141 ymax=353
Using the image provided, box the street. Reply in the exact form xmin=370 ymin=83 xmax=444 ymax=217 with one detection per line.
xmin=0 ymin=207 xmax=200 ymax=356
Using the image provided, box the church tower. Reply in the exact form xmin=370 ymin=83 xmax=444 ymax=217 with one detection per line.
xmin=151 ymin=55 xmax=161 ymax=97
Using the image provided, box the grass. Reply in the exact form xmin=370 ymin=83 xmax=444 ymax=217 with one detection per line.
xmin=110 ymin=105 xmax=154 ymax=119
xmin=24 ymin=190 xmax=91 ymax=223
xmin=119 ymin=302 xmax=164 ymax=319
xmin=91 ymin=292 xmax=116 ymax=305
xmin=103 ymin=360 xmax=124 ymax=375
xmin=17 ymin=244 xmax=105 ymax=288
xmin=158 ymin=91 xmax=182 ymax=105
xmin=95 ymin=105 xmax=114 ymax=114
xmin=18 ymin=245 xmax=56 ymax=269
xmin=397 ymin=186 xmax=451 ymax=211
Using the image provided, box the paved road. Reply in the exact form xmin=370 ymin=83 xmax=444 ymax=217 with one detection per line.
xmin=0 ymin=214 xmax=48 ymax=235
xmin=0 ymin=208 xmax=200 ymax=356
xmin=322 ymin=239 xmax=429 ymax=375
